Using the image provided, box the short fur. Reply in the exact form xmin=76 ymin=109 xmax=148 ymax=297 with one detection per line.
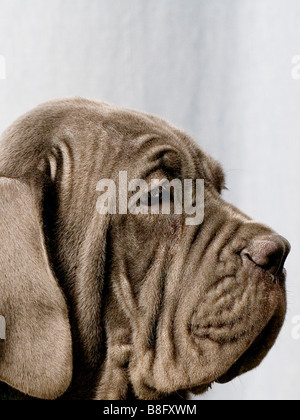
xmin=0 ymin=98 xmax=290 ymax=400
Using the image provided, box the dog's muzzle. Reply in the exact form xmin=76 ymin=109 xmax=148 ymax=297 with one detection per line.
xmin=189 ymin=228 xmax=290 ymax=389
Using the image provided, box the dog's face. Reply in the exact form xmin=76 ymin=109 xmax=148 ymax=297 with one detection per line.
xmin=0 ymin=99 xmax=290 ymax=400
xmin=100 ymin=109 xmax=290 ymax=399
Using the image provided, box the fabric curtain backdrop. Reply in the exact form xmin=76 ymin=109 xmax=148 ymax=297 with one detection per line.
xmin=0 ymin=0 xmax=299 ymax=400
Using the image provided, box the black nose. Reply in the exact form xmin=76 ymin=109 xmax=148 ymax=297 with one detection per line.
xmin=243 ymin=235 xmax=290 ymax=274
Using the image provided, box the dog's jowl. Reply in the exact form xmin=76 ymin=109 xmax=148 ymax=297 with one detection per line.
xmin=0 ymin=99 xmax=290 ymax=400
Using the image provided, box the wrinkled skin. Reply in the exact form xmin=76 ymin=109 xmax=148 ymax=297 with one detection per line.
xmin=0 ymin=99 xmax=290 ymax=400
xmin=95 ymin=127 xmax=288 ymax=399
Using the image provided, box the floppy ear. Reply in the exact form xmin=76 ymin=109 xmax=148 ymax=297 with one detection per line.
xmin=0 ymin=177 xmax=73 ymax=399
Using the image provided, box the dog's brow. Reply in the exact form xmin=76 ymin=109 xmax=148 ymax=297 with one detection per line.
xmin=135 ymin=134 xmax=169 ymax=154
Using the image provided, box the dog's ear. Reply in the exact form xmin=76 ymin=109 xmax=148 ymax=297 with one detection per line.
xmin=0 ymin=177 xmax=72 ymax=399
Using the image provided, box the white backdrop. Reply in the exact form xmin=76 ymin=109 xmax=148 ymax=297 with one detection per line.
xmin=0 ymin=0 xmax=299 ymax=400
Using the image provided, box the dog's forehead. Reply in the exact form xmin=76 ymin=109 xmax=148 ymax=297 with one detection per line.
xmin=35 ymin=98 xmax=199 ymax=156
xmin=0 ymin=98 xmax=224 ymax=186
xmin=92 ymin=102 xmax=226 ymax=185
xmin=102 ymin=106 xmax=181 ymax=139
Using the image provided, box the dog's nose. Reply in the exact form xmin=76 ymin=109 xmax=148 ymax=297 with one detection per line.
xmin=243 ymin=235 xmax=290 ymax=274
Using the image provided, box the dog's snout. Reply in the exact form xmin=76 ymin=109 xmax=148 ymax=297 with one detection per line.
xmin=242 ymin=235 xmax=290 ymax=274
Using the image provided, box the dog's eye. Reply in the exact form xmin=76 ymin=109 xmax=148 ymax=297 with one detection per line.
xmin=140 ymin=182 xmax=171 ymax=207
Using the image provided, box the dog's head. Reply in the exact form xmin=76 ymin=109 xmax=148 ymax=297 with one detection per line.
xmin=0 ymin=99 xmax=290 ymax=400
